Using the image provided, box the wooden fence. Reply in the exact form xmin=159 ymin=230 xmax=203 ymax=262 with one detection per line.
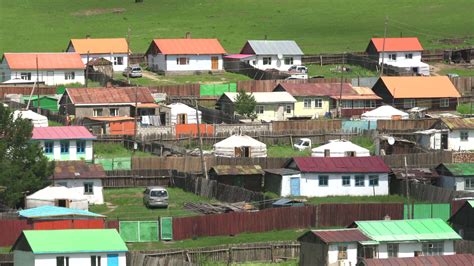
xmin=380 ymin=151 xmax=453 ymax=168
xmin=0 ymin=254 xmax=13 ymax=266
xmin=377 ymin=119 xmax=438 ymax=132
xmin=272 ymin=119 xmax=342 ymax=133
xmin=455 ymin=240 xmax=474 ymax=254
xmin=395 ymin=180 xmax=474 ymax=203
xmin=450 ymin=76 xmax=474 ymax=97
xmin=0 ymin=86 xmax=57 ymax=98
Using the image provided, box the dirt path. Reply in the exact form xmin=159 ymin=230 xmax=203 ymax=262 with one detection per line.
xmin=101 ymin=202 xmax=118 ymax=214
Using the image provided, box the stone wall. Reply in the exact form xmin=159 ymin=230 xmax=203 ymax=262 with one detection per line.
xmin=452 ymin=152 xmax=474 ymax=163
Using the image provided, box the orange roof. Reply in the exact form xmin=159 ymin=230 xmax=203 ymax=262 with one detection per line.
xmin=3 ymin=53 xmax=85 ymax=70
xmin=330 ymin=86 xmax=381 ymax=100
xmin=69 ymin=38 xmax=128 ymax=54
xmin=381 ymin=76 xmax=461 ymax=99
xmin=151 ymin=39 xmax=226 ymax=55
xmin=369 ymin=37 xmax=424 ymax=52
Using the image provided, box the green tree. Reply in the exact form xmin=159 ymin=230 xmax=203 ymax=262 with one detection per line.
xmin=0 ymin=105 xmax=53 ymax=208
xmin=234 ymin=89 xmax=257 ymax=120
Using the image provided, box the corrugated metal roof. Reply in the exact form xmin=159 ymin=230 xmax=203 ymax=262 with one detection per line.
xmin=369 ymin=37 xmax=424 ymax=52
xmin=312 ymin=229 xmax=371 ymax=243
xmin=275 ymin=83 xmax=355 ymax=97
xmin=439 ymin=163 xmax=474 ymax=176
xmin=211 ymin=165 xmax=264 ymax=176
xmin=264 ymin=168 xmax=300 ymax=175
xmin=52 ymin=161 xmax=106 ymax=180
xmin=18 ymin=206 xmax=104 ymax=218
xmin=391 ymin=168 xmax=439 ymax=180
xmin=355 ymin=218 xmax=461 ymax=242
xmin=289 ymin=156 xmax=390 ymax=173
xmin=380 ymin=76 xmax=460 ymax=99
xmin=152 ymin=39 xmax=226 ymax=55
xmin=245 ymin=40 xmax=304 ymax=55
xmin=32 ymin=126 xmax=96 ymax=140
xmin=468 ymin=200 xmax=474 ymax=208
xmin=4 ymin=53 xmax=85 ymax=70
xmin=223 ymin=92 xmax=296 ymax=103
xmin=69 ymin=38 xmax=128 ymax=54
xmin=67 ymin=87 xmax=155 ymax=105
xmin=361 ymin=254 xmax=474 ymax=266
xmin=440 ymin=117 xmax=474 ymax=130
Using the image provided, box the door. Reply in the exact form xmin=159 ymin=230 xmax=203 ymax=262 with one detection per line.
xmin=276 ymin=105 xmax=285 ymax=120
xmin=107 ymin=254 xmax=119 ymax=266
xmin=290 ymin=177 xmax=300 ymax=196
xmin=441 ymin=133 xmax=448 ymax=150
xmin=211 ymin=56 xmax=218 ymax=70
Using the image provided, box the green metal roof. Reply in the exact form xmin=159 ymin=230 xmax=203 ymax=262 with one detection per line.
xmin=468 ymin=201 xmax=474 ymax=208
xmin=355 ymin=219 xmax=461 ymax=242
xmin=22 ymin=229 xmax=128 ymax=254
xmin=441 ymin=163 xmax=474 ymax=176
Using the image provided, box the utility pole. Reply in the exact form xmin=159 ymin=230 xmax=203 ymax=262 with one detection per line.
xmin=36 ymin=56 xmax=40 ymax=112
xmin=380 ymin=16 xmax=388 ymax=76
xmin=127 ymin=27 xmax=131 ymax=85
xmin=85 ymin=51 xmax=90 ymax=87
xmin=133 ymin=85 xmax=139 ymax=153
xmin=195 ymin=98 xmax=208 ymax=179
xmin=404 ymin=156 xmax=411 ymax=219
xmin=338 ymin=52 xmax=345 ymax=119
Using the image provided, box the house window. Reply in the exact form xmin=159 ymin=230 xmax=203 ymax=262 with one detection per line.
xmin=314 ymin=98 xmax=322 ymax=108
xmin=387 ymin=243 xmax=399 ymax=258
xmin=369 ymin=175 xmax=379 ymax=186
xmin=56 ymin=256 xmax=69 ymax=266
xmin=110 ymin=108 xmax=119 ymax=116
xmin=405 ymin=53 xmax=413 ymax=59
xmin=342 ymin=176 xmax=350 ymax=186
xmin=286 ymin=105 xmax=292 ymax=114
xmin=353 ymin=100 xmax=364 ymax=109
xmin=338 ymin=245 xmax=348 ymax=260
xmin=262 ymin=57 xmax=272 ymax=65
xmin=404 ymin=99 xmax=416 ymax=108
xmin=422 ymin=242 xmax=444 ymax=256
xmin=20 ymin=72 xmax=32 ymax=80
xmin=461 ymin=131 xmax=469 ymax=141
xmin=64 ymin=72 xmax=75 ymax=80
xmin=56 ymin=181 xmax=68 ymax=187
xmin=91 ymin=255 xmax=101 ymax=266
xmin=60 ymin=141 xmax=69 ymax=154
xmin=319 ymin=175 xmax=328 ymax=186
xmin=303 ymin=98 xmax=312 ymax=108
xmin=84 ymin=182 xmax=94 ymax=195
xmin=284 ymin=57 xmax=293 ymax=65
xmin=77 ymin=140 xmax=85 ymax=153
xmin=256 ymin=105 xmax=264 ymax=114
xmin=93 ymin=108 xmax=103 ymax=117
xmin=176 ymin=57 xmax=189 ymax=65
xmin=44 ymin=141 xmax=54 ymax=154
xmin=114 ymin=56 xmax=123 ymax=65
xmin=355 ymin=175 xmax=365 ymax=187
xmin=465 ymin=177 xmax=474 ymax=190
xmin=341 ymin=100 xmax=352 ymax=108
xmin=439 ymin=98 xmax=449 ymax=108
xmin=366 ymin=100 xmax=376 ymax=108
xmin=388 ymin=54 xmax=397 ymax=61
xmin=176 ymin=113 xmax=187 ymax=124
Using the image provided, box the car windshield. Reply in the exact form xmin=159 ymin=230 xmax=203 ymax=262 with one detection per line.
xmin=150 ymin=190 xmax=167 ymax=197
xmin=296 ymin=140 xmax=304 ymax=145
xmin=132 ymin=68 xmax=141 ymax=71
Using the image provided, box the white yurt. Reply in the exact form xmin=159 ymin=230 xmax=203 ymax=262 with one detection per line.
xmin=25 ymin=186 xmax=89 ymax=210
xmin=167 ymin=102 xmax=201 ymax=124
xmin=13 ymin=110 xmax=48 ymax=127
xmin=213 ymin=135 xmax=267 ymax=158
xmin=361 ymin=105 xmax=409 ymax=121
xmin=312 ymin=139 xmax=370 ymax=157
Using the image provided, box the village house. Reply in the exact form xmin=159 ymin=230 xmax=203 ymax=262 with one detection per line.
xmin=371 ymin=76 xmax=461 ymax=111
xmin=233 ymin=40 xmax=304 ymax=71
xmin=448 ymin=200 xmax=474 ymax=240
xmin=213 ymin=134 xmax=267 ymax=158
xmin=209 ymin=165 xmax=264 ymax=191
xmin=216 ymin=91 xmax=296 ymax=121
xmin=145 ymin=37 xmax=226 ymax=75
xmin=66 ymin=38 xmax=129 ymax=72
xmin=435 ymin=163 xmax=474 ymax=192
xmin=273 ymin=83 xmax=381 ymax=118
xmin=0 ymin=53 xmax=85 ymax=85
xmin=51 ymin=161 xmax=107 ymax=205
xmin=283 ymin=157 xmax=390 ymax=197
xmin=264 ymin=168 xmax=301 ymax=197
xmin=12 ymin=229 xmax=128 ymax=266
xmin=32 ymin=126 xmax=96 ymax=161
xmin=365 ymin=37 xmax=430 ymax=75
xmin=415 ymin=118 xmax=474 ymax=151
xmin=358 ymin=254 xmax=474 ymax=266
xmin=311 ymin=139 xmax=370 ymax=157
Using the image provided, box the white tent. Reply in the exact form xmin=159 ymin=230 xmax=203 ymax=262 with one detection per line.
xmin=312 ymin=139 xmax=370 ymax=157
xmin=13 ymin=110 xmax=48 ymax=127
xmin=213 ymin=135 xmax=267 ymax=158
xmin=25 ymin=186 xmax=89 ymax=210
xmin=167 ymin=103 xmax=201 ymax=124
xmin=361 ymin=105 xmax=409 ymax=121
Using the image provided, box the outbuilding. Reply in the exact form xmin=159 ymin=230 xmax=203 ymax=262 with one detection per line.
xmin=264 ymin=168 xmax=301 ymax=197
xmin=448 ymin=200 xmax=474 ymax=240
xmin=25 ymin=186 xmax=89 ymax=210
xmin=213 ymin=134 xmax=267 ymax=158
xmin=435 ymin=163 xmax=474 ymax=192
xmin=209 ymin=165 xmax=264 ymax=191
xmin=167 ymin=102 xmax=201 ymax=124
xmin=311 ymin=139 xmax=370 ymax=157
xmin=361 ymin=105 xmax=409 ymax=121
xmin=13 ymin=110 xmax=48 ymax=127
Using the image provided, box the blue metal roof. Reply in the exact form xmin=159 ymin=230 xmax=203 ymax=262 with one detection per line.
xmin=18 ymin=206 xmax=105 ymax=218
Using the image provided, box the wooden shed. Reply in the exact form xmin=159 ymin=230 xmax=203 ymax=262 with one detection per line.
xmin=209 ymin=165 xmax=264 ymax=192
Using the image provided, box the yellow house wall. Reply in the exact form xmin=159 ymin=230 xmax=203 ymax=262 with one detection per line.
xmin=255 ymin=103 xmax=294 ymax=121
xmin=293 ymin=96 xmax=331 ymax=117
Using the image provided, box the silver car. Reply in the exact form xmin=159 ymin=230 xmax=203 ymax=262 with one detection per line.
xmin=143 ymin=186 xmax=169 ymax=208
xmin=123 ymin=66 xmax=143 ymax=78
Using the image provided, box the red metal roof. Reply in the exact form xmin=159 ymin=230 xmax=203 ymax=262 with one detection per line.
xmin=275 ymin=83 xmax=355 ymax=97
xmin=66 ymin=87 xmax=155 ymax=105
xmin=3 ymin=53 xmax=85 ymax=70
xmin=369 ymin=37 xmax=424 ymax=52
xmin=152 ymin=39 xmax=226 ymax=55
xmin=32 ymin=126 xmax=96 ymax=140
xmin=52 ymin=161 xmax=106 ymax=180
xmin=312 ymin=229 xmax=370 ymax=243
xmin=290 ymin=156 xmax=390 ymax=173
xmin=361 ymin=254 xmax=474 ymax=266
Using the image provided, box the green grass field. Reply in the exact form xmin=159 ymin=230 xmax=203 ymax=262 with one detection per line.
xmin=93 ymin=143 xmax=152 ymax=158
xmin=307 ymin=64 xmax=377 ymax=78
xmin=1 ymin=0 xmax=473 ymax=54
xmin=457 ymin=103 xmax=474 ymax=115
xmin=267 ymin=145 xmax=311 ymax=158
xmin=115 ymin=72 xmax=250 ymax=86
xmin=437 ymin=67 xmax=474 ymax=77
xmin=305 ymin=195 xmax=408 ymax=204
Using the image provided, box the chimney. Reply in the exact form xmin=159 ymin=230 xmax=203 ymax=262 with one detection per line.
xmin=185 ymin=32 xmax=191 ymax=39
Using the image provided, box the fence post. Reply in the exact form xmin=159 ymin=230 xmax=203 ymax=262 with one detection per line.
xmin=271 ymin=244 xmax=275 ymax=262
xmin=228 ymin=247 xmax=233 ymax=265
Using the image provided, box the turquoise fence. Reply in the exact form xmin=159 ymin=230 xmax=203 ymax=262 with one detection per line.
xmin=95 ymin=157 xmax=131 ymax=171
xmin=341 ymin=120 xmax=377 ymax=133
xmin=404 ymin=203 xmax=451 ymax=221
xmin=200 ymin=83 xmax=237 ymax=96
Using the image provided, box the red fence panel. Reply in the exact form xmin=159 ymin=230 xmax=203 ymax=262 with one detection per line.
xmin=33 ymin=219 xmax=105 ymax=230
xmin=0 ymin=219 xmax=33 ymax=246
xmin=318 ymin=203 xmax=404 ymax=227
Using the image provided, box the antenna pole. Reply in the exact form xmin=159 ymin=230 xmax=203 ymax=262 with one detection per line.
xmin=404 ymin=156 xmax=411 ymax=219
xmin=380 ymin=16 xmax=388 ymax=76
xmin=195 ymin=98 xmax=207 ymax=179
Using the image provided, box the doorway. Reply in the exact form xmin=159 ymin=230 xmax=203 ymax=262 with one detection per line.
xmin=177 ymin=113 xmax=187 ymax=124
xmin=56 ymin=199 xmax=68 ymax=207
xmin=211 ymin=56 xmax=219 ymax=70
xmin=290 ymin=177 xmax=300 ymax=196
xmin=235 ymin=146 xmax=251 ymax=157
xmin=441 ymin=133 xmax=448 ymax=150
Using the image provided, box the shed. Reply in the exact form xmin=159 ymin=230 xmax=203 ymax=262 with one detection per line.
xmin=311 ymin=139 xmax=370 ymax=157
xmin=361 ymin=105 xmax=409 ymax=121
xmin=25 ymin=186 xmax=89 ymax=210
xmin=435 ymin=163 xmax=474 ymax=192
xmin=209 ymin=165 xmax=264 ymax=191
xmin=13 ymin=110 xmax=48 ymax=127
xmin=448 ymin=200 xmax=474 ymax=240
xmin=263 ymin=168 xmax=301 ymax=196
xmin=167 ymin=102 xmax=201 ymax=124
xmin=23 ymin=95 xmax=60 ymax=112
xmin=213 ymin=134 xmax=267 ymax=158
xmin=18 ymin=206 xmax=104 ymax=219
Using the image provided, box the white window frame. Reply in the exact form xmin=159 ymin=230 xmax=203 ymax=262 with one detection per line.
xmin=20 ymin=72 xmax=31 ymax=80
xmin=110 ymin=108 xmax=119 ymax=117
xmin=93 ymin=108 xmax=103 ymax=117
xmin=404 ymin=99 xmax=416 ymax=109
xmin=342 ymin=175 xmax=351 ymax=186
xmin=387 ymin=243 xmax=399 ymax=258
xmin=405 ymin=53 xmax=413 ymax=59
xmin=256 ymin=105 xmax=264 ymax=114
xmin=84 ymin=182 xmax=94 ymax=195
xmin=388 ymin=53 xmax=397 ymax=61
xmin=64 ymin=71 xmax=75 ymax=80
xmin=369 ymin=175 xmax=379 ymax=186
xmin=460 ymin=131 xmax=469 ymax=142
xmin=355 ymin=175 xmax=365 ymax=187
xmin=422 ymin=242 xmax=444 ymax=256
xmin=319 ymin=175 xmax=329 ymax=186
xmin=314 ymin=98 xmax=323 ymax=108
xmin=114 ymin=56 xmax=124 ymax=65
xmin=285 ymin=105 xmax=292 ymax=114
xmin=284 ymin=57 xmax=293 ymax=65
xmin=353 ymin=100 xmax=364 ymax=109
xmin=303 ymin=98 xmax=312 ymax=109
xmin=176 ymin=57 xmax=190 ymax=65
xmin=439 ymin=98 xmax=449 ymax=108
xmin=341 ymin=100 xmax=352 ymax=109
xmin=465 ymin=177 xmax=474 ymax=190
xmin=262 ymin=57 xmax=272 ymax=65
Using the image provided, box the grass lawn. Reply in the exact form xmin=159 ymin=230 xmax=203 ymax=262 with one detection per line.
xmin=90 ymin=187 xmax=216 ymax=219
xmin=307 ymin=64 xmax=377 ymax=78
xmin=437 ymin=67 xmax=474 ymax=77
xmin=1 ymin=1 xmax=473 ymax=54
xmin=93 ymin=143 xmax=152 ymax=158
xmin=267 ymin=145 xmax=311 ymax=158
xmin=351 ymin=136 xmax=376 ymax=155
xmin=305 ymin=194 xmax=408 ymax=205
xmin=457 ymin=103 xmax=474 ymax=114
xmin=115 ymin=72 xmax=250 ymax=86
xmin=48 ymin=120 xmax=64 ymax=126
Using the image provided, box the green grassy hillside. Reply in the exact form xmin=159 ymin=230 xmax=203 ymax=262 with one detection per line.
xmin=0 ymin=0 xmax=473 ymax=54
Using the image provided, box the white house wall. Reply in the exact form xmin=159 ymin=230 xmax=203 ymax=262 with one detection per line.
xmin=327 ymin=243 xmax=358 ymax=266
xmin=439 ymin=175 xmax=466 ymax=191
xmin=448 ymin=130 xmax=474 ymax=151
xmin=377 ymin=241 xmax=454 ymax=258
xmin=281 ymin=173 xmax=304 ymax=196
xmin=299 ymin=173 xmax=389 ymax=197
xmin=34 ymin=252 xmax=126 ymax=266
xmin=378 ymin=51 xmax=422 ymax=64
xmin=39 ymin=140 xmax=93 ymax=161
xmin=148 ymin=54 xmax=223 ymax=72
xmin=247 ymin=55 xmax=302 ymax=71
xmin=53 ymin=178 xmax=104 ymax=204
xmin=2 ymin=68 xmax=85 ymax=86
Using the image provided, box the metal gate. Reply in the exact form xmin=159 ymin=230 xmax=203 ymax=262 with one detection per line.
xmin=119 ymin=221 xmax=159 ymax=242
